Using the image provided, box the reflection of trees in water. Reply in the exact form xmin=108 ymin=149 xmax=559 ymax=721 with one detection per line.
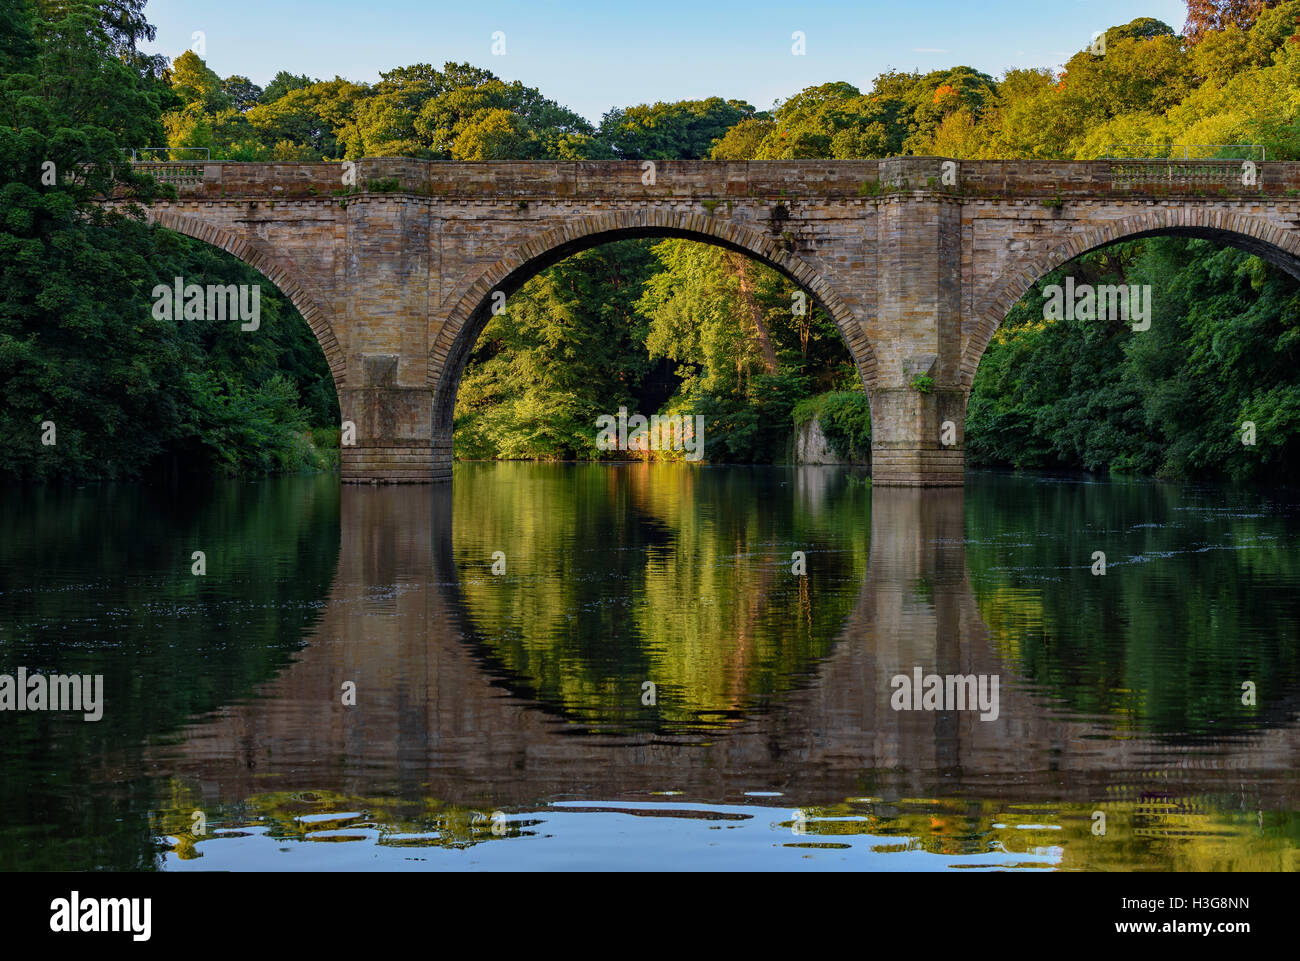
xmin=0 ymin=476 xmax=341 ymax=870
xmin=149 ymin=783 xmax=1300 ymax=872
xmin=14 ymin=469 xmax=1293 ymax=870
xmin=155 ymin=787 xmax=531 ymax=860
xmin=451 ymin=463 xmax=871 ymax=732
xmin=41 ymin=470 xmax=1294 ymax=872
xmin=963 ymin=474 xmax=1300 ymax=735
xmin=781 ymin=792 xmax=1298 ymax=870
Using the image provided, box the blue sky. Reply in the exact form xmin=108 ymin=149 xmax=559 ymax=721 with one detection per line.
xmin=141 ymin=0 xmax=1191 ymax=123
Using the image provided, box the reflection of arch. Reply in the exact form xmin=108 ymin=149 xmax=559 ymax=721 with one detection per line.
xmin=441 ymin=469 xmax=865 ymax=736
xmin=962 ymin=209 xmax=1300 ymax=388
xmin=153 ymin=483 xmax=1300 ymax=811
xmin=429 ymin=210 xmax=876 ymax=428
xmin=147 ymin=211 xmax=347 ymax=396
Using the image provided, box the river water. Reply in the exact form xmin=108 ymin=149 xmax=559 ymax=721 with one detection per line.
xmin=0 ymin=464 xmax=1297 ymax=870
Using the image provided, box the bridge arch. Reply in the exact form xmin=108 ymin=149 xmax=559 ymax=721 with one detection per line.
xmin=145 ymin=210 xmax=347 ymax=396
xmin=429 ymin=209 xmax=875 ymax=432
xmin=962 ymin=208 xmax=1300 ymax=389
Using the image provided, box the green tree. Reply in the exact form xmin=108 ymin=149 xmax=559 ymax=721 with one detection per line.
xmin=220 ymin=75 xmax=262 ymax=112
xmin=1 ymin=0 xmax=338 ymax=481
xmin=245 ymin=77 xmax=366 ymax=159
xmin=454 ymin=242 xmax=661 ymax=460
xmin=261 ymin=70 xmax=315 ymax=104
xmin=599 ymin=98 xmax=755 ymax=159
xmin=1 ymin=0 xmax=177 ymax=479
xmin=1185 ymin=0 xmax=1285 ymax=44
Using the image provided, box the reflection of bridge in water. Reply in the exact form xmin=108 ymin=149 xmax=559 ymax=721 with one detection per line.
xmin=151 ymin=485 xmax=1298 ymax=811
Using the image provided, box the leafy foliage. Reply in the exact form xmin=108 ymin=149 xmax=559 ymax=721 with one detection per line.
xmin=967 ymin=239 xmax=1300 ymax=480
xmin=0 ymin=0 xmax=338 ymax=482
xmin=454 ymin=243 xmax=662 ymax=461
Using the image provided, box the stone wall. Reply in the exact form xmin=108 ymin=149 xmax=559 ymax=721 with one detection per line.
xmin=792 ymin=416 xmax=870 ymax=466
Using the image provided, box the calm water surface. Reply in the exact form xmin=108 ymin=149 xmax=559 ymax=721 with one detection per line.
xmin=1 ymin=464 xmax=1297 ymax=870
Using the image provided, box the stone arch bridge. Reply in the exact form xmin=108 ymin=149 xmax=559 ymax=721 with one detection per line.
xmin=128 ymin=156 xmax=1300 ymax=485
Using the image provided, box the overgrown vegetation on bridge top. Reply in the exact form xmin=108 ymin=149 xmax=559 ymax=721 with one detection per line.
xmin=3 ymin=0 xmax=1300 ymax=480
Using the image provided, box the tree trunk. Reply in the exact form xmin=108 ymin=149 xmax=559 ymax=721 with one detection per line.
xmin=727 ymin=252 xmax=779 ymax=373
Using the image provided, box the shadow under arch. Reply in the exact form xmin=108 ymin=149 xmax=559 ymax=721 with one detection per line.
xmin=429 ymin=210 xmax=878 ymax=434
xmin=145 ymin=210 xmax=348 ymax=398
xmin=961 ymin=208 xmax=1300 ymax=388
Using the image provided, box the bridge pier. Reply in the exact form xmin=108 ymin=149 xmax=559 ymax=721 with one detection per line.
xmin=868 ymin=165 xmax=968 ymax=487
xmin=339 ymin=385 xmax=436 ymax=484
xmin=869 ymin=387 xmax=966 ymax=487
xmin=432 ymin=425 xmax=453 ymax=482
